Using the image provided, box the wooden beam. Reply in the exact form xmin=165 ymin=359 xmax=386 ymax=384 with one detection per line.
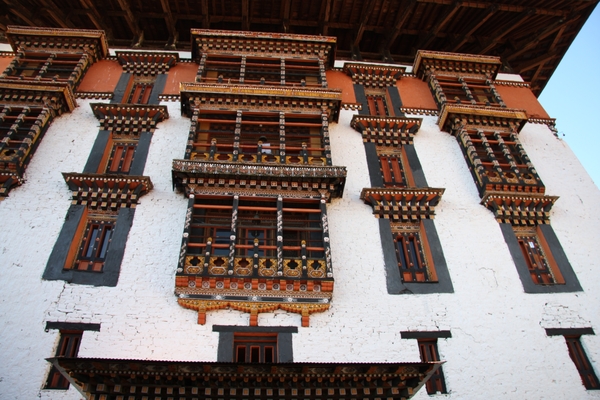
xmin=415 ymin=0 xmax=568 ymax=18
xmin=451 ymin=4 xmax=496 ymax=52
xmin=201 ymin=0 xmax=210 ymax=29
xmin=353 ymin=0 xmax=376 ymax=48
xmin=387 ymin=0 xmax=417 ymax=47
xmin=43 ymin=0 xmax=77 ymax=29
xmin=479 ymin=8 xmax=535 ymax=54
xmin=241 ymin=0 xmax=249 ymax=31
xmin=160 ymin=0 xmax=178 ymax=46
xmin=282 ymin=0 xmax=292 ymax=33
xmin=78 ymin=0 xmax=109 ymax=32
xmin=5 ymin=0 xmax=45 ymax=27
xmin=116 ymin=0 xmax=143 ymax=40
xmin=515 ymin=50 xmax=558 ymax=73
xmin=319 ymin=0 xmax=332 ymax=36
xmin=417 ymin=1 xmax=462 ymax=49
xmin=505 ymin=17 xmax=573 ymax=62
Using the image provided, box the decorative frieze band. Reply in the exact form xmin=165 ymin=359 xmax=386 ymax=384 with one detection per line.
xmin=90 ymin=103 xmax=169 ymax=134
xmin=439 ymin=103 xmax=528 ymax=133
xmin=361 ymin=187 xmax=444 ymax=222
xmin=63 ymin=172 xmax=153 ymax=209
xmin=481 ymin=191 xmax=558 ymax=226
xmin=343 ymin=63 xmax=406 ymax=87
xmin=116 ymin=51 xmax=179 ymax=75
xmin=351 ymin=115 xmax=421 ymax=146
xmin=413 ymin=50 xmax=502 ymax=80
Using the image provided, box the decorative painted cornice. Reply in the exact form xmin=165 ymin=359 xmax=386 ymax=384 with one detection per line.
xmin=115 ymin=51 xmax=179 ymax=75
xmin=90 ymin=103 xmax=169 ymax=133
xmin=6 ymin=25 xmax=108 ymax=60
xmin=62 ymin=172 xmax=153 ymax=209
xmin=438 ymin=103 xmax=528 ymax=133
xmin=172 ymin=159 xmax=346 ymax=200
xmin=361 ymin=187 xmax=445 ymax=222
xmin=0 ymin=173 xmax=23 ymax=198
xmin=413 ymin=50 xmax=502 ymax=80
xmin=351 ymin=115 xmax=421 ymax=146
xmin=494 ymin=80 xmax=531 ymax=88
xmin=49 ymin=357 xmax=439 ymax=400
xmin=399 ymin=107 xmax=438 ymax=116
xmin=190 ymin=29 xmax=337 ymax=66
xmin=75 ymin=92 xmax=113 ymax=100
xmin=180 ymin=83 xmax=342 ymax=121
xmin=0 ymin=82 xmax=76 ymax=114
xmin=343 ymin=63 xmax=406 ymax=87
xmin=481 ymin=191 xmax=559 ymax=226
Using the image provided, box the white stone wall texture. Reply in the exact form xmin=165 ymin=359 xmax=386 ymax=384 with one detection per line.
xmin=0 ymin=71 xmax=599 ymax=400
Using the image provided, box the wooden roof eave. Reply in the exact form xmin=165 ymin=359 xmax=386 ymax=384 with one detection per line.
xmin=48 ymin=357 xmax=442 ymax=400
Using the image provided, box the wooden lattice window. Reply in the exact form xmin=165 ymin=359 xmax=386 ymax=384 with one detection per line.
xmin=106 ymin=141 xmax=137 ymax=174
xmin=0 ymin=106 xmax=43 ymax=159
xmin=8 ymin=52 xmax=82 ymax=81
xmin=393 ymin=224 xmax=434 ymax=283
xmin=366 ymin=94 xmax=389 ymax=116
xmin=565 ymin=336 xmax=600 ymax=390
xmin=126 ymin=82 xmax=154 ymax=104
xmin=436 ymin=76 xmax=500 ymax=107
xmin=515 ymin=228 xmax=565 ymax=285
xmin=45 ymin=331 xmax=82 ymax=389
xmin=234 ymin=332 xmax=278 ymax=363
xmin=70 ymin=215 xmax=116 ymax=272
xmin=379 ymin=154 xmax=407 ymax=187
xmin=418 ymin=338 xmax=447 ymax=394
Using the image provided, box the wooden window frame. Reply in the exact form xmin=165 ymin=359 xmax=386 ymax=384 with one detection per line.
xmin=233 ymin=332 xmax=278 ymax=363
xmin=378 ymin=152 xmax=409 ymax=188
xmin=44 ymin=330 xmax=82 ymax=389
xmin=106 ymin=140 xmax=137 ymax=174
xmin=66 ymin=211 xmax=117 ymax=273
xmin=513 ymin=226 xmax=565 ymax=286
xmin=417 ymin=338 xmax=448 ymax=394
xmin=392 ymin=222 xmax=438 ymax=283
xmin=214 ymin=325 xmax=296 ymax=363
xmin=565 ymin=336 xmax=600 ymax=390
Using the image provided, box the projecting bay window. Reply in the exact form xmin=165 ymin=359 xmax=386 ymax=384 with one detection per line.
xmin=198 ymin=55 xmax=323 ymax=87
xmin=4 ymin=51 xmax=86 ymax=84
xmin=393 ymin=223 xmax=436 ymax=283
xmin=184 ymin=196 xmax=328 ymax=280
xmin=0 ymin=106 xmax=48 ymax=161
xmin=457 ymin=127 xmax=542 ymax=195
xmin=430 ymin=75 xmax=505 ymax=108
xmin=188 ymin=109 xmax=329 ymax=165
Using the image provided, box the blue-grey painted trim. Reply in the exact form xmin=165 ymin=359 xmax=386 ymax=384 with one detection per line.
xmin=214 ymin=326 xmax=297 ymax=362
xmin=364 ymin=142 xmax=383 ymax=187
xmin=43 ymin=206 xmax=135 ymax=287
xmin=82 ymin=130 xmax=110 ymax=173
xmin=128 ymin=132 xmax=153 ymax=175
xmin=387 ymin=86 xmax=404 ymax=116
xmin=400 ymin=331 xmax=452 ymax=339
xmin=45 ymin=322 xmax=101 ymax=332
xmin=380 ymin=219 xmax=453 ymax=294
xmin=111 ymin=73 xmax=132 ymax=104
xmin=538 ymin=224 xmax=582 ymax=292
xmin=43 ymin=205 xmax=86 ymax=282
xmin=546 ymin=328 xmax=595 ymax=337
xmin=216 ymin=331 xmax=234 ymax=362
xmin=499 ymin=223 xmax=582 ymax=293
xmin=148 ymin=74 xmax=167 ymax=105
xmin=354 ymin=84 xmax=369 ymax=115
xmin=404 ymin=145 xmax=428 ymax=187
xmin=213 ymin=326 xmax=298 ymax=333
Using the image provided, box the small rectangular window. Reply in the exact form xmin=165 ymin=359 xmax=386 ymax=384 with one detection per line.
xmin=69 ymin=215 xmax=116 ymax=272
xmin=366 ymin=94 xmax=389 ymax=116
xmin=234 ymin=333 xmax=278 ymax=363
xmin=514 ymin=227 xmax=565 ymax=286
xmin=45 ymin=331 xmax=82 ymax=389
xmin=394 ymin=225 xmax=434 ymax=283
xmin=379 ymin=154 xmax=407 ymax=187
xmin=418 ymin=339 xmax=447 ymax=394
xmin=565 ymin=336 xmax=600 ymax=390
xmin=126 ymin=82 xmax=154 ymax=104
xmin=106 ymin=141 xmax=137 ymax=174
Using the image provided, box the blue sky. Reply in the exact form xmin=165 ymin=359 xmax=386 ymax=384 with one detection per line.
xmin=538 ymin=6 xmax=600 ymax=187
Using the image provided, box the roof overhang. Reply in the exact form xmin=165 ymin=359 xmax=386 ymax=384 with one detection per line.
xmin=48 ymin=358 xmax=442 ymax=400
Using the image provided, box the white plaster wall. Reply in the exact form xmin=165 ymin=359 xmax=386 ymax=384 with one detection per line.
xmin=0 ymin=81 xmax=599 ymax=400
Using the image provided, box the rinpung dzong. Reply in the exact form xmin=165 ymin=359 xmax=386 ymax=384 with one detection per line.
xmin=0 ymin=1 xmax=599 ymax=399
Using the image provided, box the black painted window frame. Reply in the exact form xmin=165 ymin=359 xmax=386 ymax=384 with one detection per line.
xmin=214 ymin=325 xmax=297 ymax=363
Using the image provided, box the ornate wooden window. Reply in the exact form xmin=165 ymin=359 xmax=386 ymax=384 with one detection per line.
xmin=69 ymin=213 xmax=116 ymax=272
xmin=0 ymin=106 xmax=45 ymax=160
xmin=45 ymin=330 xmax=82 ymax=389
xmin=200 ymin=55 xmax=322 ymax=87
xmin=456 ymin=127 xmax=542 ymax=195
xmin=106 ymin=141 xmax=137 ymax=174
xmin=565 ymin=336 xmax=600 ymax=390
xmin=234 ymin=332 xmax=278 ymax=363
xmin=418 ymin=338 xmax=447 ymax=394
xmin=189 ymin=109 xmax=328 ymax=165
xmin=366 ymin=93 xmax=390 ymax=116
xmin=393 ymin=223 xmax=436 ymax=283
xmin=379 ymin=153 xmax=408 ymax=187
xmin=432 ymin=76 xmax=504 ymax=108
xmin=514 ymin=227 xmax=565 ymax=286
xmin=7 ymin=51 xmax=83 ymax=82
xmin=126 ymin=82 xmax=154 ymax=104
